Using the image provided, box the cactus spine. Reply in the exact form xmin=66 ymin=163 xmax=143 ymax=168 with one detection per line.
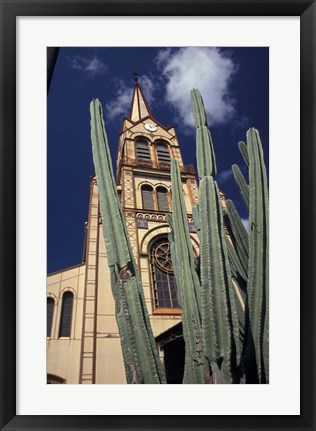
xmin=90 ymin=99 xmax=165 ymax=384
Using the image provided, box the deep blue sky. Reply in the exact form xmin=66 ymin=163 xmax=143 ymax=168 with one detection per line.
xmin=48 ymin=47 xmax=268 ymax=274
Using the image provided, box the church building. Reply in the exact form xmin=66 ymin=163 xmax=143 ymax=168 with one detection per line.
xmin=47 ymin=79 xmax=203 ymax=384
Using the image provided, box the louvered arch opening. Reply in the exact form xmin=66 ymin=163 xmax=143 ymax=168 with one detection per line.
xmin=136 ymin=137 xmax=151 ymax=161
xmin=157 ymin=186 xmax=169 ymax=212
xmin=156 ymin=140 xmax=170 ymax=164
xmin=141 ymin=185 xmax=155 ymax=210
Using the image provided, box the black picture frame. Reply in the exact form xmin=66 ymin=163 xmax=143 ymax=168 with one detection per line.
xmin=1 ymin=1 xmax=315 ymax=430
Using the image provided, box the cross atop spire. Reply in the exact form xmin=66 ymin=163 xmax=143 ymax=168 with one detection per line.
xmin=129 ymin=78 xmax=153 ymax=122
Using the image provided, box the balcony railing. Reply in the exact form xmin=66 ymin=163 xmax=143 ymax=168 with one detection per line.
xmin=120 ymin=156 xmax=195 ymax=175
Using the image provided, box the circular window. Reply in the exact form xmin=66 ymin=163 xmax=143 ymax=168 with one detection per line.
xmin=153 ymin=241 xmax=174 ymax=273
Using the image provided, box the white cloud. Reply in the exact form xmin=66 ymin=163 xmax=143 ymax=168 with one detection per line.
xmin=68 ymin=55 xmax=107 ymax=76
xmin=155 ymin=48 xmax=172 ymax=65
xmin=139 ymin=75 xmax=155 ymax=105
xmin=105 ymin=80 xmax=133 ymax=120
xmin=155 ymin=47 xmax=236 ymax=128
xmin=105 ymin=76 xmax=155 ymax=120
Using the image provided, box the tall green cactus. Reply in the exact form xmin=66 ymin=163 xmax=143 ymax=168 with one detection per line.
xmin=167 ymin=90 xmax=268 ymax=384
xmin=167 ymin=161 xmax=207 ymax=384
xmin=90 ymin=99 xmax=165 ymax=384
xmin=89 ymin=89 xmax=268 ymax=385
xmin=243 ymin=128 xmax=269 ymax=384
xmin=190 ymin=89 xmax=242 ymax=383
xmin=231 ymin=128 xmax=269 ymax=383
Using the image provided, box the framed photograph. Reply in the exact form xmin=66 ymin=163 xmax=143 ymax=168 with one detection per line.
xmin=1 ymin=0 xmax=315 ymax=430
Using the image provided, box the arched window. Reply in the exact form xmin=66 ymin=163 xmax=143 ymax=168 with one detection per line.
xmin=150 ymin=238 xmax=179 ymax=310
xmin=141 ymin=185 xmax=155 ymax=210
xmin=59 ymin=291 xmax=74 ymax=337
xmin=156 ymin=187 xmax=169 ymax=212
xmin=47 ymin=297 xmax=54 ymax=337
xmin=136 ymin=137 xmax=151 ymax=161
xmin=156 ymin=140 xmax=171 ymax=164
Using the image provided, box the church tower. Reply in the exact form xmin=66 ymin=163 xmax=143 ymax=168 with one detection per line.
xmin=116 ymin=78 xmax=199 ymax=311
xmin=47 ymin=79 xmax=200 ymax=384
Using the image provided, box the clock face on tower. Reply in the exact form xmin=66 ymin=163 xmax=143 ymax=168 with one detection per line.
xmin=144 ymin=123 xmax=157 ymax=132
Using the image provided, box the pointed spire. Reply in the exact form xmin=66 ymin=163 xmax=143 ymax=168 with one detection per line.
xmin=129 ymin=77 xmax=152 ymax=122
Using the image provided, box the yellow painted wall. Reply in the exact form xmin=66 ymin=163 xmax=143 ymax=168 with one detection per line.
xmin=47 ymin=265 xmax=85 ymax=383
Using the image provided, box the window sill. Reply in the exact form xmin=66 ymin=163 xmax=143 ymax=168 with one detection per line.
xmin=152 ymin=308 xmax=182 ymax=316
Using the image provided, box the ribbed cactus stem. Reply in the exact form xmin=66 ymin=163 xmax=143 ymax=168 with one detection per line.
xmin=232 ymin=164 xmax=249 ymax=210
xmin=192 ymin=204 xmax=201 ymax=239
xmin=246 ymin=127 xmax=269 ymax=383
xmin=166 ymin=213 xmax=183 ymax=308
xmin=191 ymin=89 xmax=216 ymax=179
xmin=168 ymin=160 xmax=206 ymax=383
xmin=224 ymin=232 xmax=248 ymax=283
xmin=199 ymin=178 xmax=241 ymax=382
xmin=90 ymin=99 xmax=130 ymax=268
xmin=191 ymin=88 xmax=242 ymax=383
xmin=238 ymin=140 xmax=249 ymax=167
xmin=191 ymin=87 xmax=208 ymax=127
xmin=90 ymin=98 xmax=165 ymax=384
xmin=225 ymin=199 xmax=249 ymax=279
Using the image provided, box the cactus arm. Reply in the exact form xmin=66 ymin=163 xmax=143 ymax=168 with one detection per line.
xmin=168 ymin=160 xmax=206 ymax=383
xmin=232 ymin=164 xmax=249 ymax=210
xmin=246 ymin=128 xmax=269 ymax=383
xmin=166 ymin=213 xmax=184 ymax=309
xmin=191 ymin=89 xmax=242 ymax=383
xmin=223 ymin=222 xmax=247 ymax=347
xmin=191 ymin=87 xmax=208 ymax=127
xmin=109 ymin=268 xmax=136 ymax=383
xmin=231 ymin=277 xmax=246 ymax=346
xmin=191 ymin=89 xmax=216 ymax=178
xmin=225 ymin=233 xmax=248 ymax=283
xmin=225 ymin=200 xmax=249 ymax=279
xmin=196 ymin=126 xmax=217 ymax=178
xmin=238 ymin=140 xmax=249 ymax=167
xmin=124 ymin=277 xmax=163 ymax=383
xmin=170 ymin=161 xmax=202 ymax=315
xmin=90 ymin=98 xmax=165 ymax=384
xmin=199 ymin=178 xmax=241 ymax=382
xmin=192 ymin=204 xmax=201 ymax=240
xmin=90 ymin=99 xmax=130 ymax=268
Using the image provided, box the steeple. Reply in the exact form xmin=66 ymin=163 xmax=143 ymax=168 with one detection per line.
xmin=129 ymin=78 xmax=153 ymax=122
